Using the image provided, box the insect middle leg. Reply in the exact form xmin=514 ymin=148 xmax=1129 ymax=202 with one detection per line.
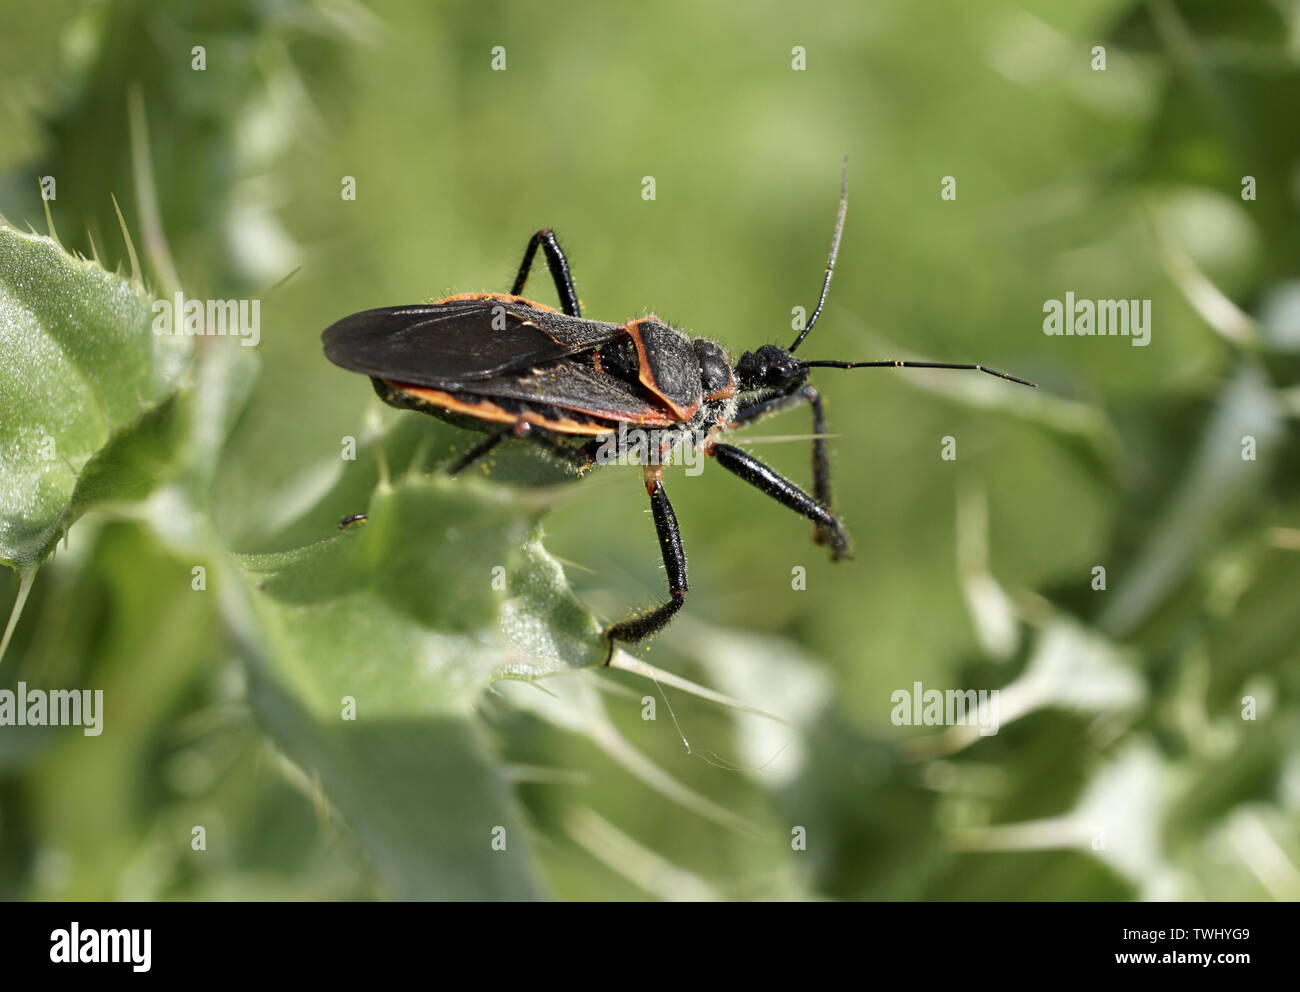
xmin=707 ymin=441 xmax=851 ymax=560
xmin=511 ymin=230 xmax=581 ymax=318
xmin=603 ymin=469 xmax=687 ymax=658
xmin=727 ymin=384 xmax=834 ymax=546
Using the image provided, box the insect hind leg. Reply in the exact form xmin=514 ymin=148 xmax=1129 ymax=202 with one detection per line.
xmin=511 ymin=230 xmax=581 ymax=318
xmin=446 ymin=427 xmax=511 ymax=476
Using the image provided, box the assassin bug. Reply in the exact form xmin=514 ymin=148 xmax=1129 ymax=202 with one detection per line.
xmin=322 ymin=160 xmax=1034 ymax=658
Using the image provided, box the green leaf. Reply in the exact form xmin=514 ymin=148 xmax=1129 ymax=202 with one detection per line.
xmin=1099 ymin=363 xmax=1284 ymax=638
xmin=0 ymin=225 xmax=190 ymax=571
xmin=229 ymin=472 xmax=607 ymax=898
xmin=247 ymin=675 xmax=546 ymax=901
xmin=239 ymin=475 xmax=606 ymax=693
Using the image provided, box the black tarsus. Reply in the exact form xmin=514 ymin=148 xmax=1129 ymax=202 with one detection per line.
xmin=730 ymin=383 xmax=835 ymax=546
xmin=789 ymin=155 xmax=848 ymax=353
xmin=709 ymin=442 xmax=850 ymax=560
xmin=511 ymin=229 xmax=581 ymax=318
xmin=799 ymin=359 xmax=1037 ymax=388
xmin=603 ymin=477 xmax=687 ymax=655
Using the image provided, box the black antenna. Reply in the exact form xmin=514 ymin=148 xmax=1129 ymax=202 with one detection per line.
xmin=789 ymin=154 xmax=848 ymax=353
xmin=799 ymin=359 xmax=1037 ymax=388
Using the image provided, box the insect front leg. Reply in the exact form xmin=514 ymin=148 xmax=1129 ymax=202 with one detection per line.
xmin=707 ymin=441 xmax=850 ymax=561
xmin=510 ymin=229 xmax=581 ymax=318
xmin=603 ymin=469 xmax=687 ymax=659
xmin=728 ymin=384 xmax=834 ymax=547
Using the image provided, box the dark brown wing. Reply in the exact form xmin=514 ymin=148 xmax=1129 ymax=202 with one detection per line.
xmin=455 ymin=360 xmax=679 ymax=426
xmin=387 ymin=353 xmax=683 ymax=431
xmin=322 ymin=294 xmax=628 ymax=385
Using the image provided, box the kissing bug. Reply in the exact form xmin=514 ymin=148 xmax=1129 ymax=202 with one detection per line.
xmin=322 ymin=160 xmax=1034 ymax=658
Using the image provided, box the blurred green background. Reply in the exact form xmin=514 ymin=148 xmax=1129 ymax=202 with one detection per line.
xmin=2 ymin=0 xmax=1299 ymax=900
